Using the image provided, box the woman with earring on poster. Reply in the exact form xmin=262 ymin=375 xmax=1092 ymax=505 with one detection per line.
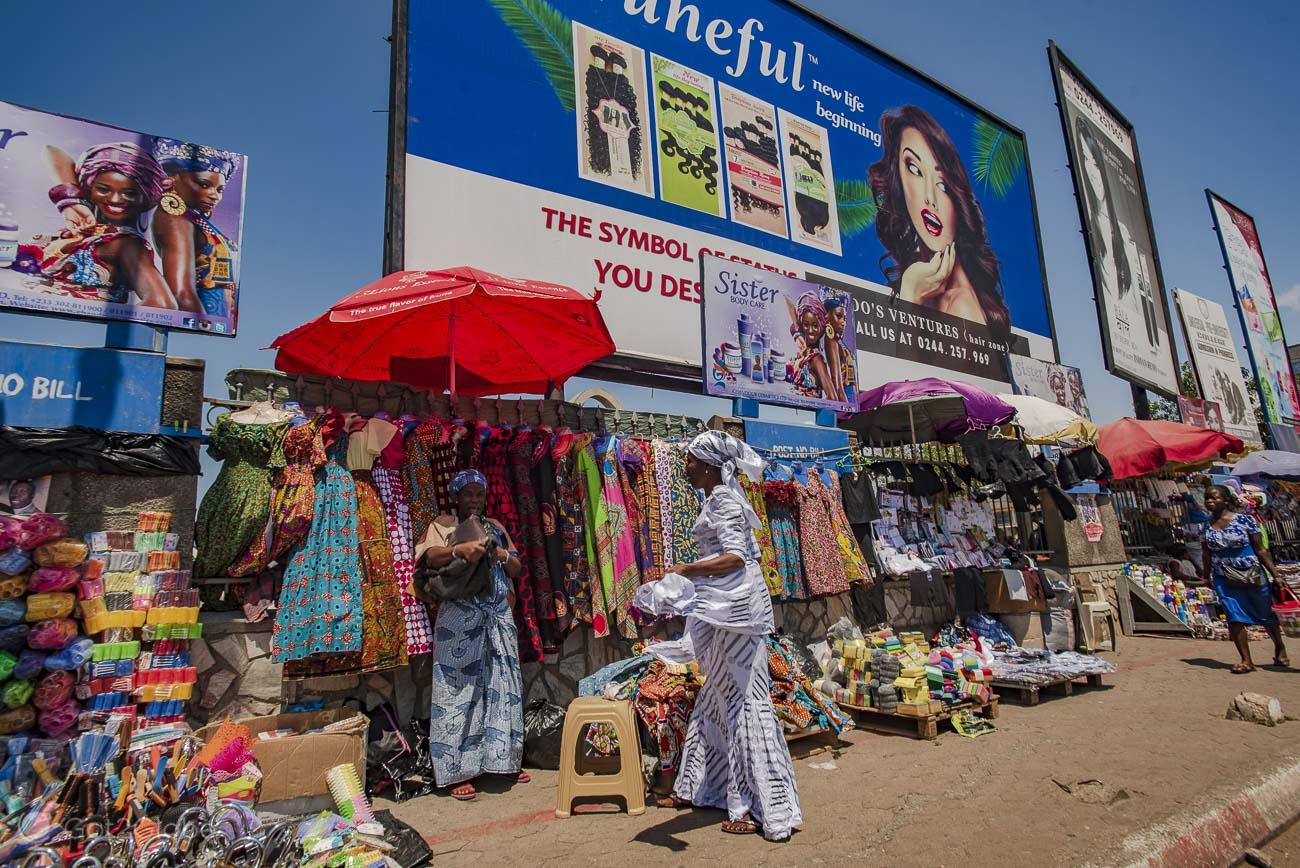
xmin=868 ymin=106 xmax=1010 ymax=343
xmin=39 ymin=142 xmax=177 ymax=309
xmin=787 ymin=291 xmax=845 ymax=403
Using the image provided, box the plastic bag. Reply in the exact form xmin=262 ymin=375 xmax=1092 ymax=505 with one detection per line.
xmin=28 ymin=567 xmax=79 ymax=593
xmin=18 ymin=514 xmax=65 ymax=550
xmin=0 ymin=426 xmax=200 ymax=478
xmin=0 ymin=599 xmax=25 ymax=627
xmin=522 ymin=699 xmax=566 ymax=770
xmin=26 ymin=619 xmax=77 ymax=651
xmin=826 ymin=616 xmax=863 ymax=643
xmin=13 ymin=648 xmax=45 ymax=680
xmin=776 ymin=631 xmax=824 ymax=683
xmin=24 ymin=593 xmax=74 ymax=622
xmin=33 ymin=540 xmax=88 ymax=569
xmin=0 ymin=549 xmax=31 ymax=577
xmin=0 ymin=518 xmax=20 ymax=551
xmin=0 ymin=625 xmax=29 ymax=653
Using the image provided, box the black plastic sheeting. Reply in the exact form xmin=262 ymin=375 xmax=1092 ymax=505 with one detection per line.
xmin=0 ymin=426 xmax=200 ymax=478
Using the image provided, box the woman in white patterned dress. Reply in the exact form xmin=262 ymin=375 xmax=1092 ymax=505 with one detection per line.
xmin=656 ymin=431 xmax=802 ymax=841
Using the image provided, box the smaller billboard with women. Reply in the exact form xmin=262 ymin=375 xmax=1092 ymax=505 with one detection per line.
xmin=1047 ymin=44 xmax=1178 ymax=396
xmin=1206 ymin=192 xmax=1299 ymax=427
xmin=701 ymin=255 xmax=856 ymax=413
xmin=0 ymin=101 xmax=247 ymax=336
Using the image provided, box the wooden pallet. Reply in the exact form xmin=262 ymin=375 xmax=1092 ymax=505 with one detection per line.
xmin=837 ymin=695 xmax=999 ymax=740
xmin=991 ymin=673 xmax=1106 ymax=706
xmin=783 ymin=724 xmax=843 ymax=759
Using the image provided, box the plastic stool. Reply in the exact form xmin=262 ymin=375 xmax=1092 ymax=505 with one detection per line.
xmin=554 ymin=697 xmax=646 ymax=818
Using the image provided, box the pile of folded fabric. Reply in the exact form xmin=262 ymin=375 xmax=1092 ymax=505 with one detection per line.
xmin=988 ymin=647 xmax=1116 ymax=686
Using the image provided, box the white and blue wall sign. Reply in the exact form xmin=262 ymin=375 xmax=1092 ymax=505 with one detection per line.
xmin=0 ymin=340 xmax=164 ymax=433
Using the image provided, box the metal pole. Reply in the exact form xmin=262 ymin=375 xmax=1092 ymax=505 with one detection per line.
xmin=382 ymin=0 xmax=409 ymax=276
xmin=448 ymin=301 xmax=456 ymax=398
xmin=1131 ymin=383 xmax=1151 ymax=420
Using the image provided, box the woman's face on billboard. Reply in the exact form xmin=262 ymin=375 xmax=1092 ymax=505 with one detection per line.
xmin=1080 ymin=139 xmax=1107 ymax=214
xmin=899 ymin=126 xmax=955 ymax=254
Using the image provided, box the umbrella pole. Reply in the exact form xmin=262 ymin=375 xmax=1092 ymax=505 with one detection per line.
xmin=909 ymin=403 xmax=916 ymax=458
xmin=448 ymin=301 xmax=457 ymax=399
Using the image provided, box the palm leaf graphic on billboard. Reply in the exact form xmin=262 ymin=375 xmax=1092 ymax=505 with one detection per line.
xmin=835 ymin=178 xmax=878 ymax=238
xmin=487 ymin=0 xmax=575 ymax=112
xmin=971 ymin=117 xmax=1025 ymax=198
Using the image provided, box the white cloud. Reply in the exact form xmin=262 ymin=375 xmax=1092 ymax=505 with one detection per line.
xmin=1276 ymin=283 xmax=1300 ymax=311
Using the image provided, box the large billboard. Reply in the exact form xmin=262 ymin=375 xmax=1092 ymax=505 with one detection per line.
xmin=701 ymin=255 xmax=856 ymax=413
xmin=1047 ymin=44 xmax=1178 ymax=397
xmin=400 ymin=0 xmax=1058 ymax=390
xmin=0 ymin=101 xmax=247 ymax=336
xmin=1008 ymin=354 xmax=1090 ymax=419
xmin=1206 ymin=191 xmax=1299 ymax=427
xmin=1172 ymin=288 xmax=1261 ymax=446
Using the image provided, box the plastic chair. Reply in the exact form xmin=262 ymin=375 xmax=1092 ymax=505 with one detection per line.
xmin=554 ymin=697 xmax=646 ymax=818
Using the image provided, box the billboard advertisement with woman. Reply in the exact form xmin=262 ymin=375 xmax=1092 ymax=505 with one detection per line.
xmin=0 ymin=101 xmax=247 ymax=336
xmin=1206 ymin=192 xmax=1299 ymax=427
xmin=400 ymin=0 xmax=1058 ymax=391
xmin=1047 ymin=44 xmax=1179 ymax=397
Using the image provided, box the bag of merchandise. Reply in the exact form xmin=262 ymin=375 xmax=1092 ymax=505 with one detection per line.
xmin=826 ymin=616 xmax=863 ymax=643
xmin=0 ymin=599 xmax=25 ymax=627
xmin=23 ymin=593 xmax=74 ymax=622
xmin=26 ymin=619 xmax=77 ymax=650
xmin=34 ymin=671 xmax=74 ymax=711
xmin=0 ymin=573 xmax=27 ymax=601
xmin=37 ymin=698 xmax=78 ymax=737
xmin=522 ymin=699 xmax=566 ymax=770
xmin=18 ymin=514 xmax=65 ymax=550
xmin=0 ymin=517 xmax=20 ymax=551
xmin=33 ymin=539 xmax=88 ymax=568
xmin=13 ymin=648 xmax=45 ymax=680
xmin=0 ymin=625 xmax=29 ymax=652
xmin=28 ymin=567 xmax=79 ymax=593
xmin=0 ymin=650 xmax=15 ymax=682
xmin=0 ymin=548 xmax=30 ymax=577
xmin=0 ymin=705 xmax=35 ymax=735
xmin=2 ymin=679 xmax=32 ymax=710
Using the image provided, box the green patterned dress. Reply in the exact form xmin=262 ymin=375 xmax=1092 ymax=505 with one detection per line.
xmin=193 ymin=416 xmax=288 ymax=577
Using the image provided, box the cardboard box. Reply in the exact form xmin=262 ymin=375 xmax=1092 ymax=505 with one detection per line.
xmin=195 ymin=707 xmax=366 ymax=807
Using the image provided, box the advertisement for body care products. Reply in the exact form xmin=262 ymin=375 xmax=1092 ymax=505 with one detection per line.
xmin=702 ymin=255 xmax=856 ymax=413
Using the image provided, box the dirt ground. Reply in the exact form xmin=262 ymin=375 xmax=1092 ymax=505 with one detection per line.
xmin=382 ymin=635 xmax=1300 ymax=867
xmin=1251 ymin=817 xmax=1300 ymax=866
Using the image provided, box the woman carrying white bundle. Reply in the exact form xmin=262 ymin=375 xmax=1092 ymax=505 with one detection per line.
xmin=650 ymin=431 xmax=802 ymax=842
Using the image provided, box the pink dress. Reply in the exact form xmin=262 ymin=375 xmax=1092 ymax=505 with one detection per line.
xmin=796 ymin=473 xmax=850 ymax=597
xmin=373 ymin=427 xmax=433 ymax=657
xmin=597 ymin=435 xmax=641 ymax=639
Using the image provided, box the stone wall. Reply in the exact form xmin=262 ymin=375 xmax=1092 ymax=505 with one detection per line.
xmin=190 ymin=581 xmax=957 ymax=726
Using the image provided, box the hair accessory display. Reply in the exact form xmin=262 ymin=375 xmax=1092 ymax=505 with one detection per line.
xmin=327 ymin=763 xmax=376 ymax=825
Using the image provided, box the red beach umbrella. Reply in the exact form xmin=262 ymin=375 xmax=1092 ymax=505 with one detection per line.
xmin=1096 ymin=418 xmax=1244 ymax=480
xmin=269 ymin=266 xmax=616 ymax=397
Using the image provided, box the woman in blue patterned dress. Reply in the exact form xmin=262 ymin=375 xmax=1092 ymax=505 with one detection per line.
xmin=414 ymin=470 xmax=528 ymax=800
xmin=1201 ymin=485 xmax=1289 ymax=673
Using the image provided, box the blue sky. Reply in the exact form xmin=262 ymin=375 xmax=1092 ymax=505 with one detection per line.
xmin=2 ymin=0 xmax=1298 ymax=431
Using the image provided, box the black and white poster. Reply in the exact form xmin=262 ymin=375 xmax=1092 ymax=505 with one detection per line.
xmin=1173 ymin=288 xmax=1261 ymax=446
xmin=1048 ymin=44 xmax=1179 ymax=396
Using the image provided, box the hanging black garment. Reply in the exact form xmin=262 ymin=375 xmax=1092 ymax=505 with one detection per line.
xmin=851 ymin=580 xmax=888 ymax=628
xmin=840 ymin=471 xmax=880 ymax=525
xmin=531 ymin=435 xmax=571 ymax=636
xmin=907 ymin=463 xmax=945 ymax=498
xmin=1054 ymin=452 xmax=1082 ymax=489
xmin=1063 ymin=446 xmax=1113 ymax=482
xmin=952 ymin=566 xmax=988 ymax=613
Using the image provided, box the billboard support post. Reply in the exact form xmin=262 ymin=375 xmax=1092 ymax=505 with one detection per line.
xmin=104 ymin=322 xmax=168 ymax=355
xmin=1130 ymin=384 xmax=1151 ymax=421
xmin=383 ymin=0 xmax=409 ymax=277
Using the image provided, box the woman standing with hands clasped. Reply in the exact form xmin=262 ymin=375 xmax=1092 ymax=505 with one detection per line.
xmin=414 ymin=470 xmax=529 ymax=801
xmin=1201 ymin=484 xmax=1289 ymax=673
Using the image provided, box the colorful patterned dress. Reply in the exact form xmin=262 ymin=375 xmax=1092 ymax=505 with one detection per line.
xmin=507 ymin=429 xmax=554 ymax=654
xmin=194 ymin=417 xmax=288 ymax=578
xmin=554 ymin=437 xmax=593 ymax=626
xmin=795 ymin=473 xmax=849 ymax=597
xmin=655 ymin=440 xmax=699 ymax=565
xmin=741 ymin=476 xmax=782 ymax=596
xmin=597 ymin=435 xmax=641 ymax=638
xmin=228 ymin=419 xmax=325 ymax=578
xmin=481 ymin=428 xmax=543 ymax=662
xmin=532 ymin=432 xmax=572 ymax=637
xmin=827 ymin=471 xmax=872 ymax=586
xmin=422 ymin=522 xmax=524 ymax=788
xmin=764 ymin=480 xmax=807 ymax=600
xmin=374 ymin=434 xmax=432 ymax=657
xmin=403 ymin=419 xmax=459 ymax=546
xmin=272 ymin=432 xmax=363 ymax=662
xmin=624 ymin=439 xmax=664 ymax=585
xmin=574 ymin=436 xmax=615 ymax=637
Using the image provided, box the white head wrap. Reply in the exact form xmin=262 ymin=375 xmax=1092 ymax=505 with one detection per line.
xmin=686 ymin=430 xmax=767 ymax=529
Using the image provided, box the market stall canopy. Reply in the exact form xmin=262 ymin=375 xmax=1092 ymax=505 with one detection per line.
xmin=269 ymin=267 xmax=616 ymax=397
xmin=1230 ymin=449 xmax=1300 ymax=480
xmin=1096 ymin=418 xmax=1244 ymax=480
xmin=998 ymin=394 xmax=1098 ymax=446
xmin=841 ymin=377 xmax=1016 ymax=445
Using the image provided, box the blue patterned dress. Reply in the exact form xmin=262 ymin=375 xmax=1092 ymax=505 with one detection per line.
xmin=425 ymin=523 xmax=525 ymax=787
xmin=272 ymin=435 xmax=364 ymax=662
xmin=1206 ymin=512 xmax=1278 ymax=626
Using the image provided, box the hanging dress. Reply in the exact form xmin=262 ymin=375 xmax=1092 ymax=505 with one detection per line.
xmin=507 ymin=429 xmax=554 ymax=655
xmin=228 ymin=418 xmax=325 ymax=578
xmin=764 ymin=480 xmax=807 ymax=600
xmin=193 ymin=416 xmax=288 ymax=578
xmin=827 ymin=471 xmax=872 ymax=586
xmin=373 ymin=425 xmax=433 ymax=658
xmin=795 ymin=473 xmax=849 ymax=597
xmin=554 ymin=435 xmax=593 ymax=627
xmin=741 ymin=475 xmax=782 ymax=597
xmin=532 ymin=430 xmax=573 ymax=638
xmin=418 ymin=519 xmax=525 ymax=788
xmin=596 ymin=435 xmax=641 ymax=639
xmin=574 ymin=435 xmax=616 ymax=637
xmin=272 ymin=424 xmax=363 ymax=662
xmin=404 ymin=418 xmax=459 ymax=546
xmin=624 ymin=439 xmax=664 ymax=585
xmin=655 ymin=440 xmax=699 ymax=565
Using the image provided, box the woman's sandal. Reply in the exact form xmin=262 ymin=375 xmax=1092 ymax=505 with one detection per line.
xmin=1231 ymin=662 xmax=1255 ymax=674
xmin=450 ymin=783 xmax=477 ymax=801
xmin=1272 ymin=656 xmax=1291 ymax=669
xmin=513 ymin=771 xmax=531 ymax=783
xmin=655 ymin=795 xmax=691 ymax=809
xmin=721 ymin=816 xmax=761 ymax=835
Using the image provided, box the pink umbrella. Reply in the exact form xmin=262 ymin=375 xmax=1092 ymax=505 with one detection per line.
xmin=841 ymin=377 xmax=1016 ymax=445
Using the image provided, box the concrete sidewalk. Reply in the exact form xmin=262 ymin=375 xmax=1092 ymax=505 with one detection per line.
xmin=382 ymin=635 xmax=1300 ymax=867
